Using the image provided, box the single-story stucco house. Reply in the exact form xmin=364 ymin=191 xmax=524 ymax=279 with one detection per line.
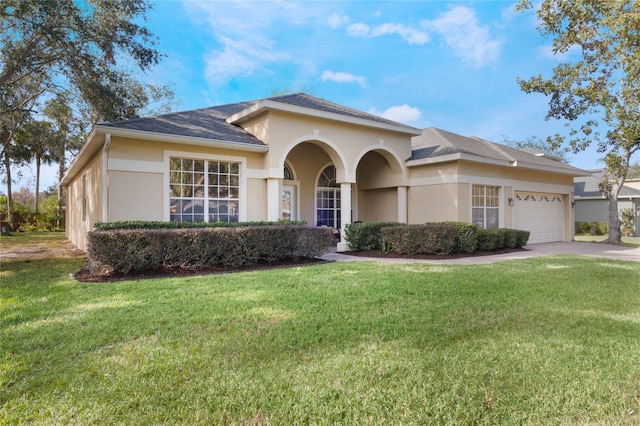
xmin=62 ymin=93 xmax=588 ymax=251
xmin=574 ymin=170 xmax=640 ymax=236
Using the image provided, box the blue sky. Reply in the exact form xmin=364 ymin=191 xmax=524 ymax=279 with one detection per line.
xmin=17 ymin=0 xmax=638 ymax=191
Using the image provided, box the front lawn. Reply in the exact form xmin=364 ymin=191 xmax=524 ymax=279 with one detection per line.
xmin=574 ymin=234 xmax=640 ymax=247
xmin=1 ymin=235 xmax=639 ymax=424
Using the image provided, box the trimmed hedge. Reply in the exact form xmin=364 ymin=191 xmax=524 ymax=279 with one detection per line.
xmin=381 ymin=224 xmax=458 ymax=255
xmin=345 ymin=221 xmax=529 ymax=254
xmin=87 ymin=225 xmax=334 ymax=275
xmin=94 ymin=220 xmax=306 ymax=231
xmin=575 ymin=221 xmax=609 ymax=236
xmin=344 ymin=221 xmax=402 ymax=251
xmin=477 ymin=228 xmax=530 ymax=251
xmin=436 ymin=222 xmax=479 ymax=253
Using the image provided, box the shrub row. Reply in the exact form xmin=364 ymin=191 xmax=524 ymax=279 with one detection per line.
xmin=87 ymin=225 xmax=334 ymax=274
xmin=344 ymin=221 xmax=530 ymax=255
xmin=94 ymin=220 xmax=306 ymax=231
xmin=343 ymin=221 xmax=402 ymax=251
xmin=476 ymin=228 xmax=530 ymax=251
xmin=575 ymin=221 xmax=609 ymax=236
xmin=381 ymin=224 xmax=458 ymax=255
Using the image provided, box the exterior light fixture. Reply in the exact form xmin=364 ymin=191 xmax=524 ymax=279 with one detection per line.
xmin=508 ymin=197 xmax=515 ymax=206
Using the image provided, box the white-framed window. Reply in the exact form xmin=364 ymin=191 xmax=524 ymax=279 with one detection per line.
xmin=472 ymin=184 xmax=500 ymax=229
xmin=169 ymin=157 xmax=240 ymax=223
xmin=316 ymin=165 xmax=341 ymax=229
xmin=282 ymin=163 xmax=297 ymax=221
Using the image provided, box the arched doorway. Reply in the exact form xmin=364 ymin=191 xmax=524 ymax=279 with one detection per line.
xmin=316 ymin=165 xmax=341 ymax=229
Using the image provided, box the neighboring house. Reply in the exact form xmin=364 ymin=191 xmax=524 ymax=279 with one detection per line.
xmin=62 ymin=93 xmax=588 ymax=250
xmin=574 ymin=171 xmax=640 ymax=236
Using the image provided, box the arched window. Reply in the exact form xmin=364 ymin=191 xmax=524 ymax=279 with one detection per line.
xmin=316 ymin=165 xmax=341 ymax=229
xmin=283 ymin=163 xmax=294 ymax=181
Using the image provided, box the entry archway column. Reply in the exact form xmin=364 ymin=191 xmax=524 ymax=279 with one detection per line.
xmin=267 ymin=178 xmax=281 ymax=222
xmin=337 ymin=182 xmax=352 ymax=252
xmin=397 ymin=186 xmax=408 ymax=223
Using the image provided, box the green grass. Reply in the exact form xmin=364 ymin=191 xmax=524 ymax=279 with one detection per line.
xmin=2 ymin=234 xmax=639 ymax=424
xmin=574 ymin=234 xmax=640 ymax=247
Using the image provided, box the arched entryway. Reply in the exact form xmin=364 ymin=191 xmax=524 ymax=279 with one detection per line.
xmin=315 ymin=164 xmax=341 ymax=228
xmin=354 ymin=149 xmax=407 ymax=223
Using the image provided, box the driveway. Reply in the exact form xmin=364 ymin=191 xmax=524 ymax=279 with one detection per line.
xmin=320 ymin=242 xmax=640 ymax=265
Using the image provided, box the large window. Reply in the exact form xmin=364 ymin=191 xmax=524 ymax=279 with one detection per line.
xmin=316 ymin=165 xmax=341 ymax=229
xmin=472 ymin=184 xmax=499 ymax=229
xmin=169 ymin=157 xmax=240 ymax=222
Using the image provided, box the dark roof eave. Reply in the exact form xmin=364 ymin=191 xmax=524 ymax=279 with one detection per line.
xmin=95 ymin=125 xmax=269 ymax=152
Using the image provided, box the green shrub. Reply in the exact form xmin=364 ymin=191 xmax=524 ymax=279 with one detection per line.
xmin=595 ymin=221 xmax=609 ymax=235
xmin=477 ymin=229 xmax=500 ymax=251
xmin=344 ymin=221 xmax=402 ymax=251
xmin=87 ymin=225 xmax=334 ymax=275
xmin=621 ymin=208 xmax=635 ymax=236
xmin=94 ymin=220 xmax=306 ymax=231
xmin=436 ymin=222 xmax=478 ymax=253
xmin=514 ymin=230 xmax=530 ymax=248
xmin=380 ymin=224 xmax=457 ymax=255
xmin=502 ymin=229 xmax=518 ymax=249
xmin=575 ymin=222 xmax=592 ymax=235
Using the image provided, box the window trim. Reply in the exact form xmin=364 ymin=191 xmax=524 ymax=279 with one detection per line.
xmin=471 ymin=184 xmax=501 ymax=229
xmin=315 ymin=163 xmax=341 ymax=229
xmin=163 ymin=151 xmax=248 ymax=222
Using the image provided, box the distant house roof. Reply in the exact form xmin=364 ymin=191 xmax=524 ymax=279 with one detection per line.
xmin=98 ymin=93 xmax=420 ymax=145
xmin=574 ymin=170 xmax=640 ymax=199
xmin=408 ymin=127 xmax=588 ymax=176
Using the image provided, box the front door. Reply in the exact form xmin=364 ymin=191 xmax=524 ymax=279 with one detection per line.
xmin=282 ymin=184 xmax=296 ymax=221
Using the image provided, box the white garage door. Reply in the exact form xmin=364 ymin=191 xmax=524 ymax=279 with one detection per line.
xmin=514 ymin=192 xmax=565 ymax=244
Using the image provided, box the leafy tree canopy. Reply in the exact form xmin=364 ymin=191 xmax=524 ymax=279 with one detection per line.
xmin=0 ymin=0 xmax=173 ymax=156
xmin=517 ymin=0 xmax=640 ymax=243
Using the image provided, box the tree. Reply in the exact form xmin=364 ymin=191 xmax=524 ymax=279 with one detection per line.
xmin=501 ymin=135 xmax=571 ymax=163
xmin=1 ymin=0 xmax=174 ymax=223
xmin=517 ymin=0 xmax=640 ymax=244
xmin=14 ymin=120 xmax=56 ymax=213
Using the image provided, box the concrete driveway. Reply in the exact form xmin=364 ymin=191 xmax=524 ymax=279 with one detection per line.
xmin=320 ymin=242 xmax=640 ymax=265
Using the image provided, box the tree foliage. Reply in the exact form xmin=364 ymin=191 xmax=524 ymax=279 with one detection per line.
xmin=501 ymin=135 xmax=570 ymax=163
xmin=517 ymin=0 xmax=640 ymax=244
xmin=1 ymin=0 xmax=174 ymax=227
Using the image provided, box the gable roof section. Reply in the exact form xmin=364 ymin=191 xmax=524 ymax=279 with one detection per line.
xmin=98 ymin=101 xmax=266 ymax=147
xmin=226 ymin=93 xmax=422 ymax=135
xmin=409 ymin=127 xmax=588 ymax=176
xmin=574 ymin=170 xmax=640 ymax=199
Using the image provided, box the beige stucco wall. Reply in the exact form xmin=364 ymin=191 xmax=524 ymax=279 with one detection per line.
xmin=251 ymin=110 xmax=411 ymax=183
xmin=66 ymin=149 xmax=104 ymax=251
xmin=357 ymin=188 xmax=397 ymax=222
xmin=407 ymin=183 xmax=467 ymax=223
xmin=109 ymin=171 xmax=164 ymax=221
xmin=247 ymin=178 xmax=267 ymax=221
xmin=407 ymin=160 xmax=575 ymax=240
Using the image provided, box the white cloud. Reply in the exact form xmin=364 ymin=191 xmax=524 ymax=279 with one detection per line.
xmin=321 ymin=71 xmax=366 ymax=88
xmin=369 ymin=104 xmax=423 ymax=124
xmin=347 ymin=22 xmax=430 ymax=45
xmin=328 ymin=13 xmax=350 ymax=29
xmin=186 ymin=1 xmax=324 ymax=86
xmin=423 ymin=6 xmax=502 ymax=68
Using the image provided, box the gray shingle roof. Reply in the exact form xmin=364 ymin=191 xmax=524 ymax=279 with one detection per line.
xmin=99 ymin=93 xmax=418 ymax=145
xmin=100 ymin=101 xmax=265 ymax=146
xmin=410 ymin=127 xmax=587 ymax=175
xmin=574 ymin=170 xmax=640 ymax=198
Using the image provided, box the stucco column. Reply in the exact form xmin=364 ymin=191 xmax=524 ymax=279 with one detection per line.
xmin=337 ymin=182 xmax=352 ymax=252
xmin=397 ymin=186 xmax=408 ymax=224
xmin=267 ymin=178 xmax=281 ymax=222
